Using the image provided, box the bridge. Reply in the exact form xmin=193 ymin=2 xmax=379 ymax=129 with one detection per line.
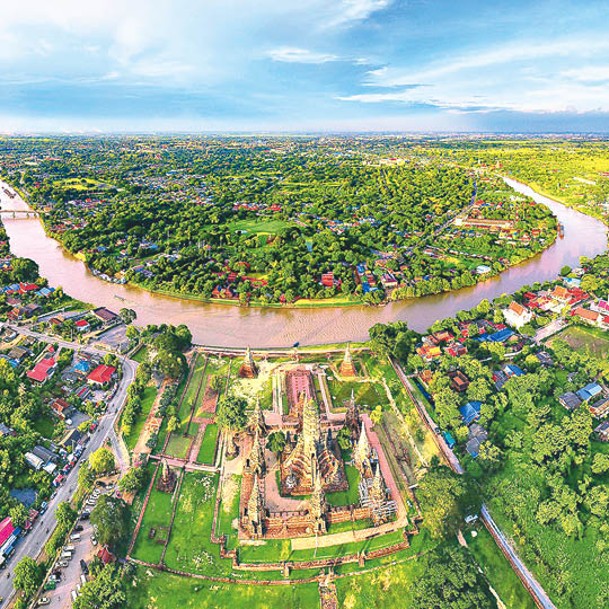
xmin=0 ymin=209 xmax=41 ymax=218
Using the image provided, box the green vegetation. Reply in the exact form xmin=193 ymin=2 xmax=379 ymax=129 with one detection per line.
xmin=196 ymin=423 xmax=219 ymax=464
xmin=1 ymin=136 xmax=559 ymax=307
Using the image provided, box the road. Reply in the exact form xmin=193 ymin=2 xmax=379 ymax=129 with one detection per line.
xmin=0 ymin=332 xmax=137 ymax=606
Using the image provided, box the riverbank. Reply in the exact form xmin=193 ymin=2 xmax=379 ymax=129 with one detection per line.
xmin=0 ymin=178 xmax=606 ymax=346
xmin=6 ymin=176 xmax=560 ymax=311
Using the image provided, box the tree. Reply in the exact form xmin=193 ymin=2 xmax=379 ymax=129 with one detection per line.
xmin=216 ymin=394 xmax=248 ymax=456
xmin=370 ymin=405 xmax=383 ymax=426
xmin=267 ymin=431 xmax=287 ymax=455
xmin=118 ymin=467 xmax=148 ymax=494
xmin=592 ymin=453 xmax=609 ymax=475
xmin=55 ymin=502 xmax=76 ymax=529
xmin=90 ymin=496 xmax=129 ymax=548
xmin=411 ymin=547 xmax=494 ymax=609
xmin=9 ymin=503 xmax=28 ymax=528
xmin=14 ymin=556 xmax=41 ymax=598
xmin=89 ymin=447 xmax=116 ymax=476
xmin=73 ymin=564 xmax=126 ymax=609
xmin=336 ymin=427 xmax=352 ymax=451
xmin=417 ymin=466 xmax=473 ymax=539
xmin=119 ymin=308 xmax=137 ymax=324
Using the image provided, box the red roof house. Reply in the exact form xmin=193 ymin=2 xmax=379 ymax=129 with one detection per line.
xmin=87 ymin=364 xmax=117 ymax=385
xmin=26 ymin=357 xmax=56 ymax=383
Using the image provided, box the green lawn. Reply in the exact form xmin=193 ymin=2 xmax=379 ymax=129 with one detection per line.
xmin=163 ymin=472 xmax=229 ymax=576
xmin=125 ymin=565 xmax=320 ymax=609
xmin=467 ymin=525 xmax=536 ymax=609
xmin=131 ymin=345 xmax=149 ymax=364
xmin=196 ymin=423 xmax=219 ymax=464
xmin=179 ymin=354 xmax=206 ymax=423
xmin=326 ymin=465 xmax=360 ymax=507
xmin=327 ymin=379 xmax=385 ymax=411
xmin=131 ymin=471 xmax=175 ymax=564
xmin=230 ymin=218 xmax=293 ymax=235
xmin=165 ymin=433 xmax=193 ymax=459
xmin=124 ymin=385 xmax=158 ymax=452
xmin=33 ymin=413 xmax=57 ymax=439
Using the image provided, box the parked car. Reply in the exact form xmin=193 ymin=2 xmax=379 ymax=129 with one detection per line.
xmin=70 ymin=533 xmax=81 ymax=541
xmin=74 ymin=525 xmax=83 ymax=532
xmin=37 ymin=598 xmax=50 ymax=606
xmin=80 ymin=512 xmax=90 ymax=521
xmin=39 ymin=501 xmax=48 ymax=515
xmin=56 ymin=561 xmax=69 ymax=568
xmin=80 ymin=559 xmax=89 ymax=575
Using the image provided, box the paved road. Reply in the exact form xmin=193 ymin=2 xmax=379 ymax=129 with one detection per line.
xmin=0 ymin=335 xmax=137 ymax=605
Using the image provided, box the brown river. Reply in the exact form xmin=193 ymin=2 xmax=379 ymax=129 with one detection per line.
xmin=1 ymin=177 xmax=606 ymax=347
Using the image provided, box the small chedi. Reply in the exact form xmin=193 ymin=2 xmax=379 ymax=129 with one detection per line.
xmin=238 ymin=347 xmax=258 ymax=379
xmin=157 ymin=459 xmax=177 ymax=493
xmin=239 ymin=380 xmax=397 ymax=540
xmin=339 ymin=344 xmax=357 ymax=377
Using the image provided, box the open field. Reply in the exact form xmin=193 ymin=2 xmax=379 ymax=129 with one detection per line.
xmin=126 ymin=566 xmax=320 ymax=609
xmin=165 ymin=433 xmax=193 ymax=459
xmin=124 ymin=385 xmax=158 ymax=452
xmin=548 ymin=324 xmax=609 ymax=358
xmin=196 ymin=423 xmax=219 ymax=464
xmin=131 ymin=469 xmax=175 ymax=565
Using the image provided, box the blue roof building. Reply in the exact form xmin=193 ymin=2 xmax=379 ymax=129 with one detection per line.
xmin=459 ymin=401 xmax=482 ymax=425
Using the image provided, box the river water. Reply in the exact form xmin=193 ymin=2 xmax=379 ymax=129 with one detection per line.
xmin=1 ymin=178 xmax=606 ymax=347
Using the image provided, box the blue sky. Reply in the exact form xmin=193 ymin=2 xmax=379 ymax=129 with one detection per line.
xmin=2 ymin=0 xmax=609 ymax=132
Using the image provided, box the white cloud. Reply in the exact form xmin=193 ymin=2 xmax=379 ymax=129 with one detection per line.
xmin=267 ymin=47 xmax=338 ymax=64
xmin=331 ymin=0 xmax=392 ymax=25
xmin=339 ymin=35 xmax=609 ymax=114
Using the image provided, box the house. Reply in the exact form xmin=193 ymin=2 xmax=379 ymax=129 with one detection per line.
xmin=476 ymin=264 xmax=492 ymax=275
xmin=576 ymin=382 xmax=603 ymax=402
xmin=446 ymin=342 xmax=467 ymax=357
xmin=417 ymin=344 xmax=442 ymax=361
xmin=24 ymin=452 xmax=44 ymax=470
xmin=26 ymin=356 xmax=57 ymax=384
xmin=466 ymin=424 xmax=488 ymax=458
xmin=559 ymin=391 xmax=582 ymax=411
xmin=449 ymin=370 xmax=470 ymax=393
xmin=74 ymin=319 xmax=90 ymax=332
xmin=50 ymin=398 xmax=71 ymax=420
xmin=595 ymin=421 xmax=609 ymax=442
xmin=459 ymin=401 xmax=482 ymax=425
xmin=97 ymin=545 xmax=116 ymax=565
xmin=572 ymin=307 xmax=602 ymax=326
xmin=503 ymin=301 xmax=533 ymax=329
xmin=87 ymin=364 xmax=117 ymax=386
xmin=504 ymin=364 xmax=525 ymax=378
xmin=61 ymin=428 xmax=83 ymax=452
xmin=92 ymin=307 xmax=119 ymax=326
xmin=0 ymin=422 xmax=14 ymax=437
xmin=536 ymin=351 xmax=553 ymax=367
xmin=476 ymin=328 xmax=515 ymax=343
xmin=590 ymin=396 xmax=609 ymax=418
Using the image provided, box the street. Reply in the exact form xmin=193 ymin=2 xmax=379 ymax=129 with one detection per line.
xmin=0 ymin=332 xmax=136 ymax=606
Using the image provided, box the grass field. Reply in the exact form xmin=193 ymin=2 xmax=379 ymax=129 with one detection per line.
xmin=196 ymin=423 xmax=219 ymax=464
xmin=131 ymin=470 xmax=175 ymax=565
xmin=548 ymin=324 xmax=609 ymax=358
xmin=327 ymin=378 xmax=385 ymax=411
xmin=164 ymin=472 xmax=229 ymax=576
xmin=467 ymin=525 xmax=536 ymax=609
xmin=326 ymin=465 xmax=360 ymax=507
xmin=165 ymin=433 xmax=193 ymax=459
xmin=33 ymin=413 xmax=58 ymax=439
xmin=124 ymin=385 xmax=158 ymax=452
xmin=230 ymin=218 xmax=292 ymax=235
xmin=131 ymin=345 xmax=149 ymax=364
xmin=126 ymin=565 xmax=320 ymax=609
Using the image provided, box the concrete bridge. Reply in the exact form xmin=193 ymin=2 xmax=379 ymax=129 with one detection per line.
xmin=0 ymin=209 xmax=41 ymax=218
